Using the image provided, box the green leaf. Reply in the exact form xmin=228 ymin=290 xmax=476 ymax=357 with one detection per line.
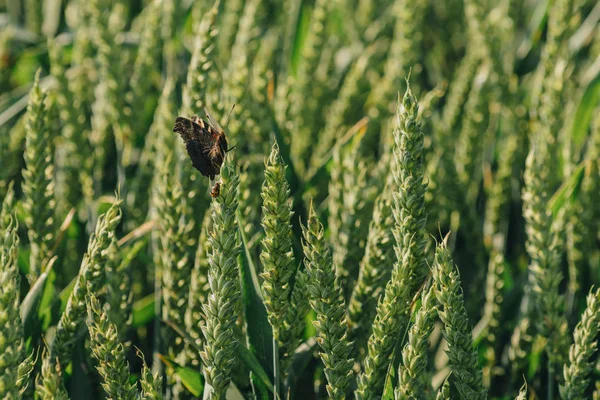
xmin=117 ymin=239 xmax=147 ymax=272
xmin=290 ymin=0 xmax=311 ymax=76
xmin=571 ymin=77 xmax=600 ymax=154
xmin=237 ymin=211 xmax=275 ymax=379
xmin=158 ymin=354 xmax=204 ymax=397
xmin=284 ymin=338 xmax=317 ymax=392
xmin=548 ymin=160 xmax=587 ymax=218
xmin=132 ymin=293 xmax=155 ymax=327
xmin=381 ymin=363 xmax=396 ymax=400
xmin=37 ymin=266 xmax=57 ymax=330
xmin=236 ymin=340 xmax=274 ymax=393
xmin=20 ymin=257 xmax=56 ymax=337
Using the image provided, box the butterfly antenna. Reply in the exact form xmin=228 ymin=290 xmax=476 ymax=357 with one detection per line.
xmin=224 ymin=104 xmax=236 ymax=127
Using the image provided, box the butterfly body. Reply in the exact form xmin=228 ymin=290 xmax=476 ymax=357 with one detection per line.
xmin=173 ymin=115 xmax=231 ymax=180
xmin=210 ymin=181 xmax=221 ymax=198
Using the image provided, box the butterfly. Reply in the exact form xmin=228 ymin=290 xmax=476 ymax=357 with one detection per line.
xmin=172 ymin=106 xmax=235 ymax=181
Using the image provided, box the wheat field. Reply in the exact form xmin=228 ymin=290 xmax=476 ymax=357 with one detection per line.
xmin=0 ymin=0 xmax=599 ymax=399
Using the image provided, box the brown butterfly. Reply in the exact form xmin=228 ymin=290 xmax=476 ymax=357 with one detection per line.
xmin=173 ymin=107 xmax=235 ymax=180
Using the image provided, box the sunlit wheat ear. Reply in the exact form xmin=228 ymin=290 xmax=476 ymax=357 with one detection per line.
xmin=0 ymin=184 xmax=28 ymax=399
xmin=559 ymin=287 xmax=600 ymax=399
xmin=86 ymin=291 xmax=137 ymax=400
xmin=137 ymin=349 xmax=163 ymax=400
xmin=356 ymin=82 xmax=428 ymax=400
xmin=260 ymin=142 xmax=295 ymax=342
xmin=302 ymin=202 xmax=354 ymax=400
xmin=36 ymin=352 xmax=68 ymax=400
xmin=432 ymin=241 xmax=486 ymax=400
xmin=22 ymin=69 xmax=57 ymax=283
xmin=396 ymin=283 xmax=437 ymax=398
xmin=200 ymin=159 xmax=242 ymax=400
xmin=50 ymin=198 xmax=122 ymax=367
xmin=522 ymin=138 xmax=569 ymax=369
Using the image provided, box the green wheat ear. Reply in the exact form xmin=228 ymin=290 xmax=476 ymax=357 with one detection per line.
xmin=200 ymin=159 xmax=242 ymax=400
xmin=356 ymin=82 xmax=428 ymax=400
xmin=260 ymin=141 xmax=296 ymax=342
xmin=0 ymin=183 xmax=29 ymax=399
xmin=396 ymin=283 xmax=438 ymax=399
xmin=302 ymin=201 xmax=354 ymax=400
xmin=559 ymin=287 xmax=600 ymax=399
xmin=22 ymin=69 xmax=57 ymax=283
xmin=86 ymin=291 xmax=137 ymax=400
xmin=50 ymin=197 xmax=122 ymax=367
xmin=137 ymin=348 xmax=163 ymax=400
xmin=433 ymin=239 xmax=486 ymax=400
xmin=35 ymin=353 xmax=68 ymax=400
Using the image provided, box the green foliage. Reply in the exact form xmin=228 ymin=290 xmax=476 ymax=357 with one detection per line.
xmin=1 ymin=1 xmax=598 ymax=399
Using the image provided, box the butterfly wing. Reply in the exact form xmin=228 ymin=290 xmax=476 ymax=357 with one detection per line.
xmin=173 ymin=117 xmax=219 ymax=179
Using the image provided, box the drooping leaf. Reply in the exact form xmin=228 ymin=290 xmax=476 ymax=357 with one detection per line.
xmin=571 ymin=77 xmax=600 ymax=154
xmin=132 ymin=294 xmax=155 ymax=327
xmin=21 ymin=257 xmax=56 ymax=337
xmin=548 ymin=160 xmax=587 ymax=218
xmin=158 ymin=354 xmax=204 ymax=397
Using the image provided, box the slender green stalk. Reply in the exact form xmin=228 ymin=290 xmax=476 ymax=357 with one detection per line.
xmin=21 ymin=70 xmax=57 ymax=283
xmin=356 ymin=84 xmax=428 ymax=400
xmin=432 ymin=241 xmax=486 ymax=400
xmin=302 ymin=203 xmax=354 ymax=400
xmin=200 ymin=160 xmax=242 ymax=400
xmin=515 ymin=381 xmax=527 ymax=400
